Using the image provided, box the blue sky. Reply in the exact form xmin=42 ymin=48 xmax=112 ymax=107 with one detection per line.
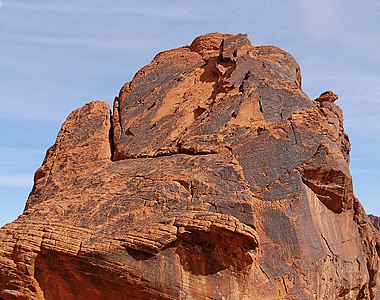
xmin=0 ymin=0 xmax=379 ymax=226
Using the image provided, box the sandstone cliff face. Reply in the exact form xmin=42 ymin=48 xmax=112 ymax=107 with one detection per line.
xmin=1 ymin=33 xmax=379 ymax=300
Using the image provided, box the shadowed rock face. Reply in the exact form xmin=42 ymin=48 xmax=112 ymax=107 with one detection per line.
xmin=0 ymin=33 xmax=379 ymax=300
xmin=369 ymin=215 xmax=380 ymax=233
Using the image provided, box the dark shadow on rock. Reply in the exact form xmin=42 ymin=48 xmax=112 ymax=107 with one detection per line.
xmin=125 ymin=247 xmax=155 ymax=261
xmin=175 ymin=227 xmax=256 ymax=276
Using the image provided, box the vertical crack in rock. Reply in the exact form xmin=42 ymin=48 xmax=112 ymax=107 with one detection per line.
xmin=258 ymin=93 xmax=264 ymax=114
xmin=109 ymin=109 xmax=115 ymax=161
xmin=320 ymin=233 xmax=336 ymax=257
xmin=290 ymin=120 xmax=298 ymax=145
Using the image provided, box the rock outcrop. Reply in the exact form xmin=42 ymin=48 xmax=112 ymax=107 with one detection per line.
xmin=1 ymin=33 xmax=379 ymax=300
xmin=369 ymin=215 xmax=380 ymax=233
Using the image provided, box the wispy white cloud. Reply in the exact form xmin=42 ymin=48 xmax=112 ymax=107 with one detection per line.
xmin=0 ymin=175 xmax=33 ymax=188
xmin=351 ymin=157 xmax=380 ymax=163
xmin=3 ymin=1 xmax=190 ymax=19
xmin=0 ymin=147 xmax=45 ymax=161
xmin=0 ymin=147 xmax=44 ymax=155
xmin=294 ymin=0 xmax=379 ymax=38
xmin=0 ymin=96 xmax=69 ymax=121
xmin=351 ymin=169 xmax=380 ymax=175
xmin=1 ymin=32 xmax=159 ymax=51
xmin=308 ymin=76 xmax=380 ymax=83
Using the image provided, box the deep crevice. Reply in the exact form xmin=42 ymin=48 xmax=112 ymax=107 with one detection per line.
xmin=258 ymin=96 xmax=264 ymax=114
xmin=115 ymin=96 xmax=123 ymax=132
xmin=109 ymin=110 xmax=115 ymax=161
xmin=178 ymin=149 xmax=217 ymax=156
xmin=122 ymin=149 xmax=217 ymax=160
xmin=239 ymin=71 xmax=251 ymax=92
xmin=290 ymin=121 xmax=298 ymax=145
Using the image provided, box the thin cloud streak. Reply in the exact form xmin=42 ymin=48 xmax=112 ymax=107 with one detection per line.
xmin=351 ymin=169 xmax=380 ymax=175
xmin=0 ymin=175 xmax=33 ymax=188
xmin=0 ymin=99 xmax=71 ymax=121
xmin=0 ymin=147 xmax=45 ymax=160
xmin=3 ymin=2 xmax=190 ymax=18
xmin=1 ymin=32 xmax=160 ymax=51
xmin=0 ymin=147 xmax=44 ymax=153
xmin=0 ymin=147 xmax=45 ymax=164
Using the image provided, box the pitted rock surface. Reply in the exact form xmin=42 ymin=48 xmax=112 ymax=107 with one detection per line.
xmin=1 ymin=33 xmax=379 ymax=300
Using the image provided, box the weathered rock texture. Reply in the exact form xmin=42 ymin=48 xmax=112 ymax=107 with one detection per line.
xmin=369 ymin=215 xmax=380 ymax=233
xmin=1 ymin=33 xmax=379 ymax=299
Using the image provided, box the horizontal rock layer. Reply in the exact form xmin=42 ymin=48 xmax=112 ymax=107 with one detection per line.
xmin=0 ymin=33 xmax=379 ymax=300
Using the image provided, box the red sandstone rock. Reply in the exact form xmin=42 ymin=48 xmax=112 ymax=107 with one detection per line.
xmin=369 ymin=214 xmax=380 ymax=233
xmin=1 ymin=33 xmax=379 ymax=299
xmin=315 ymin=90 xmax=339 ymax=103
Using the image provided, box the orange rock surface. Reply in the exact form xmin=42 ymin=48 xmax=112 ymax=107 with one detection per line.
xmin=1 ymin=33 xmax=379 ymax=299
xmin=369 ymin=215 xmax=380 ymax=233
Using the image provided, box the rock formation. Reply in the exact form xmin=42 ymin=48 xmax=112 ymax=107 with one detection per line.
xmin=369 ymin=215 xmax=380 ymax=233
xmin=1 ymin=33 xmax=379 ymax=299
